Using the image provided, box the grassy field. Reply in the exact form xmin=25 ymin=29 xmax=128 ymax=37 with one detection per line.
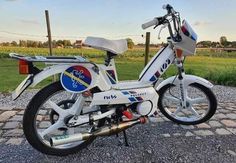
xmin=0 ymin=47 xmax=236 ymax=92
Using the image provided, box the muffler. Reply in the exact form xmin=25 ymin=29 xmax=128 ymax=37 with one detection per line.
xmin=50 ymin=117 xmax=147 ymax=146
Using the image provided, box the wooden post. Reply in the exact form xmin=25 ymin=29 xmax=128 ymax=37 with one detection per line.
xmin=144 ymin=32 xmax=150 ymax=66
xmin=45 ymin=10 xmax=56 ymax=81
xmin=45 ymin=10 xmax=52 ymax=56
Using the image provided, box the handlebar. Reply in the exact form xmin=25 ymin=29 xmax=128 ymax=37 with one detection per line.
xmin=142 ymin=18 xmax=159 ymax=30
xmin=141 ymin=4 xmax=182 ymax=42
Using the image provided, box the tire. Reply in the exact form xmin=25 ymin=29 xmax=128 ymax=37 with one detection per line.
xmin=23 ymin=81 xmax=105 ymax=156
xmin=158 ymin=83 xmax=217 ymax=125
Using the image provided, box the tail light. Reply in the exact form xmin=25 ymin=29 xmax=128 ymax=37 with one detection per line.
xmin=19 ymin=60 xmax=30 ymax=74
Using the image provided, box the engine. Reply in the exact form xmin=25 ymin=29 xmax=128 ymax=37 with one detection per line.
xmin=136 ymin=101 xmax=153 ymax=116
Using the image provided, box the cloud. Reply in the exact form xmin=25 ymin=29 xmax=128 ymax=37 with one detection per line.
xmin=18 ymin=19 xmax=40 ymax=25
xmin=5 ymin=0 xmax=18 ymax=1
xmin=193 ymin=21 xmax=211 ymax=26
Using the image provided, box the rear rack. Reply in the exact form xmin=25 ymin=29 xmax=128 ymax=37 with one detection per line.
xmin=9 ymin=53 xmax=97 ymax=66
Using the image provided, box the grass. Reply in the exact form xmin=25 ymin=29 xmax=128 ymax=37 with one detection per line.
xmin=0 ymin=46 xmax=235 ymax=92
xmin=0 ymin=54 xmax=236 ymax=92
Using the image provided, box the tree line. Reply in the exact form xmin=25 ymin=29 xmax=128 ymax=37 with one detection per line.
xmin=197 ymin=36 xmax=236 ymax=48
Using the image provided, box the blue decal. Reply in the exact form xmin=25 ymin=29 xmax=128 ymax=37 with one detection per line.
xmin=61 ymin=66 xmax=92 ymax=92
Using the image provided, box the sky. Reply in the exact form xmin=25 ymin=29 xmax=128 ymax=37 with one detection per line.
xmin=0 ymin=0 xmax=236 ymax=44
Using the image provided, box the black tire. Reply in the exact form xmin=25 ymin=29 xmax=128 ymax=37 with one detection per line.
xmin=158 ymin=83 xmax=217 ymax=125
xmin=23 ymin=81 xmax=104 ymax=156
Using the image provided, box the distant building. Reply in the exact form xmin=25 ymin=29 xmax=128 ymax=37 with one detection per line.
xmin=74 ymin=40 xmax=83 ymax=48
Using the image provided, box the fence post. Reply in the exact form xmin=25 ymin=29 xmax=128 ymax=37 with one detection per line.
xmin=144 ymin=32 xmax=150 ymax=66
xmin=45 ymin=10 xmax=56 ymax=81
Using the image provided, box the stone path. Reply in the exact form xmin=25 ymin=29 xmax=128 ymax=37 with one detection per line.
xmin=0 ymin=102 xmax=236 ymax=146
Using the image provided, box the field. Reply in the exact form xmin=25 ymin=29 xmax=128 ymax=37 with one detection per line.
xmin=0 ymin=46 xmax=236 ymax=92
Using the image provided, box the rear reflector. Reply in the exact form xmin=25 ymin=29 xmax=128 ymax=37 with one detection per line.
xmin=19 ymin=60 xmax=29 ymax=74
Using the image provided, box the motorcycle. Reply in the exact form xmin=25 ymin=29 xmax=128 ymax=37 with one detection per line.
xmin=10 ymin=4 xmax=217 ymax=156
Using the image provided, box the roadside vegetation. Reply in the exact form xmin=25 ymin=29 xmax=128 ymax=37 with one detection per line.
xmin=0 ymin=46 xmax=235 ymax=92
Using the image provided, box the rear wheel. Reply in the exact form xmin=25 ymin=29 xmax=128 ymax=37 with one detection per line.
xmin=23 ymin=81 xmax=105 ymax=156
xmin=158 ymin=83 xmax=217 ymax=125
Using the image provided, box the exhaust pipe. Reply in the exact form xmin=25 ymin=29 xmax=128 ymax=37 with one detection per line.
xmin=50 ymin=117 xmax=147 ymax=146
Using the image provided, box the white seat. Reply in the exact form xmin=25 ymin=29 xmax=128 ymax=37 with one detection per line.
xmin=112 ymin=81 xmax=153 ymax=90
xmin=84 ymin=37 xmax=128 ymax=55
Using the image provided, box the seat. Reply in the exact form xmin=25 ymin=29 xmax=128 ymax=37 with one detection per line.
xmin=84 ymin=37 xmax=128 ymax=55
xmin=112 ymin=80 xmax=153 ymax=90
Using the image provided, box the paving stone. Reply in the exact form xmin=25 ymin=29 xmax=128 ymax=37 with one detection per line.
xmin=214 ymin=113 xmax=227 ymax=119
xmin=6 ymin=138 xmax=23 ymax=145
xmin=226 ymin=128 xmax=236 ymax=134
xmin=17 ymin=110 xmax=25 ymax=115
xmin=196 ymin=123 xmax=211 ymax=129
xmin=185 ymin=131 xmax=194 ymax=137
xmin=39 ymin=121 xmax=51 ymax=128
xmin=0 ymin=111 xmax=17 ymax=122
xmin=228 ymin=150 xmax=236 ymax=156
xmin=161 ymin=134 xmax=171 ymax=137
xmin=215 ymin=128 xmax=231 ymax=135
xmin=3 ymin=129 xmax=24 ymax=137
xmin=9 ymin=115 xmax=23 ymax=121
xmin=221 ymin=119 xmax=236 ymax=127
xmin=173 ymin=133 xmax=181 ymax=136
xmin=180 ymin=125 xmax=194 ymax=129
xmin=2 ymin=122 xmax=20 ymax=129
xmin=36 ymin=115 xmax=43 ymax=121
xmin=208 ymin=121 xmax=223 ymax=128
xmin=194 ymin=130 xmax=214 ymax=136
xmin=0 ymin=122 xmax=3 ymax=127
xmin=226 ymin=113 xmax=236 ymax=120
xmin=0 ymin=106 xmax=14 ymax=111
xmin=219 ymin=109 xmax=230 ymax=113
xmin=0 ymin=138 xmax=6 ymax=143
xmin=38 ymin=110 xmax=48 ymax=115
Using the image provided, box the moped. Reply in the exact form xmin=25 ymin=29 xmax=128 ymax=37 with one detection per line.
xmin=10 ymin=4 xmax=217 ymax=156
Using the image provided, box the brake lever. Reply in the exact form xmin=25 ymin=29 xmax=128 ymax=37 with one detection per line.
xmin=153 ymin=25 xmax=158 ymax=29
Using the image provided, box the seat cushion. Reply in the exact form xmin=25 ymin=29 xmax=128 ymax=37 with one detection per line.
xmin=84 ymin=37 xmax=128 ymax=54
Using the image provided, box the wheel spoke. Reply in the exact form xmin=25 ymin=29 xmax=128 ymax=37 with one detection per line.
xmin=47 ymin=100 xmax=66 ymax=115
xmin=164 ymin=95 xmax=180 ymax=103
xmin=171 ymin=106 xmax=182 ymax=116
xmin=189 ymin=97 xmax=207 ymax=104
xmin=188 ymin=106 xmax=200 ymax=117
xmin=40 ymin=121 xmax=64 ymax=138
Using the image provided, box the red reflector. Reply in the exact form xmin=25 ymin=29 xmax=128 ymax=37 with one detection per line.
xmin=19 ymin=60 xmax=29 ymax=74
xmin=122 ymin=110 xmax=133 ymax=119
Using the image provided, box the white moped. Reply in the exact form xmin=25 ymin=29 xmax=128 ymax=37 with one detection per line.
xmin=10 ymin=4 xmax=217 ymax=156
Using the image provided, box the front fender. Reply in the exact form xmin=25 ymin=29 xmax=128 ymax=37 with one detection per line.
xmin=156 ymin=74 xmax=214 ymax=91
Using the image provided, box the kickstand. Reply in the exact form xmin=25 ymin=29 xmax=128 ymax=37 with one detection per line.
xmin=123 ymin=130 xmax=129 ymax=147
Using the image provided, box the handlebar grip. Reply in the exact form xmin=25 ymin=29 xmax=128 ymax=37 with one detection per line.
xmin=142 ymin=18 xmax=159 ymax=29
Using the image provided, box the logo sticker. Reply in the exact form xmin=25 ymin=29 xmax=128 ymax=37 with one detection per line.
xmin=61 ymin=66 xmax=92 ymax=92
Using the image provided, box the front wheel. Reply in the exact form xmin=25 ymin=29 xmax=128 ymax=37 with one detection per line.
xmin=158 ymin=83 xmax=217 ymax=125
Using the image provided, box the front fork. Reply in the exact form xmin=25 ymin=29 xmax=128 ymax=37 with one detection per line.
xmin=176 ymin=60 xmax=188 ymax=108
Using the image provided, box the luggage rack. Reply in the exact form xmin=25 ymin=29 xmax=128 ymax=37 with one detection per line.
xmin=9 ymin=53 xmax=97 ymax=67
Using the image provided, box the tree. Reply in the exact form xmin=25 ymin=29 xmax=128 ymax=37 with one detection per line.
xmin=220 ymin=36 xmax=228 ymax=47
xmin=11 ymin=41 xmax=17 ymax=46
xmin=126 ymin=38 xmax=134 ymax=49
xmin=19 ymin=40 xmax=27 ymax=47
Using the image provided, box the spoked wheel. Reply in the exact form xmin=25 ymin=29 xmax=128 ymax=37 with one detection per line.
xmin=158 ymin=83 xmax=217 ymax=125
xmin=23 ymin=81 xmax=104 ymax=156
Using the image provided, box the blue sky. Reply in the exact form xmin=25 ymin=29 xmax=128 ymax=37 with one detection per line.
xmin=0 ymin=0 xmax=236 ymax=43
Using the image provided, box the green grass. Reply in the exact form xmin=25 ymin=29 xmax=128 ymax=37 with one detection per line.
xmin=1 ymin=55 xmax=236 ymax=92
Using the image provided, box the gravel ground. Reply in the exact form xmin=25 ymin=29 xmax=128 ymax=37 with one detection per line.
xmin=0 ymin=123 xmax=236 ymax=163
xmin=0 ymin=85 xmax=235 ymax=109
